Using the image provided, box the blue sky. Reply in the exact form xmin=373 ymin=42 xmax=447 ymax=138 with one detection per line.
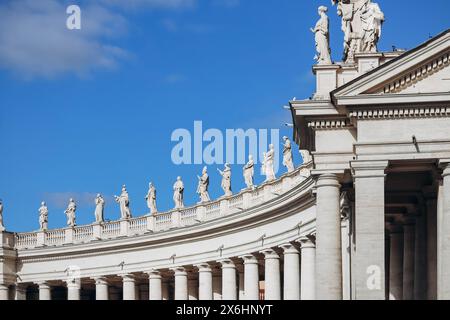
xmin=1 ymin=0 xmax=449 ymax=232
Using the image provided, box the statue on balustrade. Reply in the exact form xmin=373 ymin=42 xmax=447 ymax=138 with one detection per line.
xmin=197 ymin=166 xmax=211 ymax=203
xmin=332 ymin=0 xmax=384 ymax=63
xmin=282 ymin=136 xmax=295 ymax=173
xmin=94 ymin=194 xmax=105 ymax=223
xmin=218 ymin=163 xmax=232 ymax=197
xmin=264 ymin=144 xmax=276 ymax=182
xmin=0 ymin=199 xmax=5 ymax=232
xmin=115 ymin=185 xmax=132 ymax=219
xmin=243 ymin=155 xmax=255 ymax=189
xmin=173 ymin=176 xmax=185 ymax=209
xmin=39 ymin=201 xmax=49 ymax=231
xmin=64 ymin=198 xmax=76 ymax=227
xmin=145 ymin=182 xmax=158 ymax=214
xmin=311 ymin=6 xmax=332 ymax=65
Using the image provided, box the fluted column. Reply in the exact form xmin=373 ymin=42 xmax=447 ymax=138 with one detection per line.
xmin=148 ymin=270 xmax=162 ymax=300
xmin=403 ymin=220 xmax=416 ymax=300
xmin=220 ymin=259 xmax=237 ymax=300
xmin=122 ymin=274 xmax=136 ymax=300
xmin=240 ymin=254 xmax=259 ymax=300
xmin=389 ymin=225 xmax=404 ymax=300
xmin=438 ymin=161 xmax=450 ymax=299
xmin=300 ymin=236 xmax=316 ymax=300
xmin=352 ymin=161 xmax=388 ymax=300
xmin=94 ymin=277 xmax=109 ymax=300
xmin=280 ymin=243 xmax=300 ymax=300
xmin=0 ymin=284 xmax=9 ymax=300
xmin=188 ymin=278 xmax=198 ymax=300
xmin=315 ymin=173 xmax=342 ymax=300
xmin=38 ymin=282 xmax=51 ymax=300
xmin=66 ymin=280 xmax=80 ymax=300
xmin=261 ymin=249 xmax=281 ymax=300
xmin=196 ymin=263 xmax=213 ymax=300
xmin=172 ymin=267 xmax=188 ymax=300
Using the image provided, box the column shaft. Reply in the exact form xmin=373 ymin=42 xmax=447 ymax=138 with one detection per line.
xmin=221 ymin=260 xmax=237 ymax=300
xmin=414 ymin=212 xmax=427 ymax=300
xmin=403 ymin=222 xmax=415 ymax=300
xmin=67 ymin=281 xmax=80 ymax=300
xmin=438 ymin=163 xmax=450 ymax=299
xmin=197 ymin=264 xmax=213 ymax=300
xmin=148 ymin=271 xmax=162 ymax=300
xmin=300 ymin=237 xmax=316 ymax=300
xmin=95 ymin=277 xmax=109 ymax=300
xmin=122 ymin=274 xmax=136 ymax=300
xmin=261 ymin=250 xmax=281 ymax=300
xmin=389 ymin=229 xmax=404 ymax=300
xmin=241 ymin=255 xmax=259 ymax=300
xmin=315 ymin=174 xmax=342 ymax=300
xmin=173 ymin=268 xmax=188 ymax=300
xmin=426 ymin=196 xmax=437 ymax=300
xmin=280 ymin=243 xmax=300 ymax=300
xmin=0 ymin=284 xmax=9 ymax=300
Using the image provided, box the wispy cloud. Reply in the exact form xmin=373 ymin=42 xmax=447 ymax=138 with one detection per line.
xmin=0 ymin=0 xmax=130 ymax=79
xmin=42 ymin=191 xmax=115 ymax=209
xmin=98 ymin=0 xmax=197 ymax=10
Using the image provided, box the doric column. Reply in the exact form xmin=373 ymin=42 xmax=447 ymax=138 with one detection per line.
xmin=299 ymin=236 xmax=316 ymax=300
xmin=402 ymin=220 xmax=416 ymax=300
xmin=212 ymin=273 xmax=222 ymax=300
xmin=414 ymin=209 xmax=427 ymax=300
xmin=121 ymin=274 xmax=136 ymax=300
xmin=161 ymin=279 xmax=170 ymax=300
xmin=261 ymin=249 xmax=281 ymax=300
xmin=280 ymin=243 xmax=300 ymax=300
xmin=220 ymin=259 xmax=237 ymax=300
xmin=388 ymin=224 xmax=404 ymax=300
xmin=425 ymin=188 xmax=437 ymax=300
xmin=148 ymin=270 xmax=162 ymax=300
xmin=438 ymin=161 xmax=450 ymax=299
xmin=0 ymin=284 xmax=9 ymax=300
xmin=196 ymin=263 xmax=213 ymax=300
xmin=66 ymin=280 xmax=80 ymax=300
xmin=94 ymin=277 xmax=109 ymax=300
xmin=351 ymin=161 xmax=388 ymax=300
xmin=315 ymin=173 xmax=342 ymax=300
xmin=172 ymin=267 xmax=188 ymax=300
xmin=188 ymin=278 xmax=198 ymax=300
xmin=240 ymin=254 xmax=259 ymax=300
xmin=14 ymin=284 xmax=27 ymax=300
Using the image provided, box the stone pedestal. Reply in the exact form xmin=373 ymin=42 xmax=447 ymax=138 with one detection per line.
xmin=312 ymin=65 xmax=341 ymax=100
xmin=315 ymin=173 xmax=342 ymax=300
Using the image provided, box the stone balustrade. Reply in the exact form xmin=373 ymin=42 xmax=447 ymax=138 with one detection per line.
xmin=13 ymin=163 xmax=312 ymax=250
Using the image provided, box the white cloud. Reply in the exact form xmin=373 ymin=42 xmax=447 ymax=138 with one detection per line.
xmin=42 ymin=192 xmax=105 ymax=209
xmin=98 ymin=0 xmax=196 ymax=10
xmin=0 ymin=0 xmax=130 ymax=79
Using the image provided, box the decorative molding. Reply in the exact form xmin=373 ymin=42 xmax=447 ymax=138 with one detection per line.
xmin=380 ymin=51 xmax=450 ymax=94
xmin=307 ymin=119 xmax=353 ymax=130
xmin=349 ymin=106 xmax=450 ymax=120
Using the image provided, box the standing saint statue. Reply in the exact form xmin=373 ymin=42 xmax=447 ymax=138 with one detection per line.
xmin=145 ymin=182 xmax=158 ymax=215
xmin=282 ymin=136 xmax=295 ymax=173
xmin=197 ymin=167 xmax=211 ymax=203
xmin=115 ymin=185 xmax=132 ymax=219
xmin=243 ymin=155 xmax=255 ymax=189
xmin=311 ymin=6 xmax=332 ymax=65
xmin=360 ymin=0 xmax=384 ymax=53
xmin=173 ymin=176 xmax=185 ymax=209
xmin=264 ymin=144 xmax=276 ymax=182
xmin=64 ymin=198 xmax=76 ymax=228
xmin=218 ymin=163 xmax=232 ymax=197
xmin=94 ymin=194 xmax=105 ymax=223
xmin=0 ymin=199 xmax=5 ymax=232
xmin=39 ymin=201 xmax=49 ymax=231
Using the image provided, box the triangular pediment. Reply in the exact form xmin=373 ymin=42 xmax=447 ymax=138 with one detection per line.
xmin=332 ymin=29 xmax=450 ymax=101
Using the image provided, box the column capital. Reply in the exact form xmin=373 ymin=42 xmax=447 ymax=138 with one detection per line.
xmin=120 ymin=273 xmax=136 ymax=282
xmin=315 ymin=173 xmax=341 ymax=189
xmin=239 ymin=254 xmax=258 ymax=264
xmin=93 ymin=277 xmax=109 ymax=285
xmin=65 ymin=278 xmax=81 ymax=289
xmin=279 ymin=242 xmax=299 ymax=254
xmin=260 ymin=249 xmax=280 ymax=259
xmin=440 ymin=159 xmax=450 ymax=176
xmin=351 ymin=160 xmax=389 ymax=178
xmin=195 ymin=263 xmax=212 ymax=272
xmin=297 ymin=236 xmax=316 ymax=248
xmin=171 ymin=266 xmax=187 ymax=276
xmin=36 ymin=281 xmax=51 ymax=289
xmin=218 ymin=259 xmax=236 ymax=269
xmin=147 ymin=269 xmax=162 ymax=278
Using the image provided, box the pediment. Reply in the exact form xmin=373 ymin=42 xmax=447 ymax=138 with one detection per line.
xmin=332 ymin=29 xmax=450 ymax=101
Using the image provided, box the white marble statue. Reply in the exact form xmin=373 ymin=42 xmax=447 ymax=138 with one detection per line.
xmin=282 ymin=136 xmax=295 ymax=173
xmin=64 ymin=198 xmax=76 ymax=228
xmin=300 ymin=149 xmax=313 ymax=164
xmin=173 ymin=176 xmax=185 ymax=209
xmin=197 ymin=166 xmax=211 ymax=203
xmin=264 ymin=144 xmax=276 ymax=182
xmin=0 ymin=199 xmax=5 ymax=232
xmin=243 ymin=155 xmax=255 ymax=189
xmin=145 ymin=182 xmax=158 ymax=215
xmin=39 ymin=201 xmax=49 ymax=231
xmin=115 ymin=185 xmax=132 ymax=219
xmin=218 ymin=163 xmax=232 ymax=197
xmin=94 ymin=194 xmax=105 ymax=223
xmin=311 ymin=6 xmax=332 ymax=65
xmin=332 ymin=0 xmax=384 ymax=63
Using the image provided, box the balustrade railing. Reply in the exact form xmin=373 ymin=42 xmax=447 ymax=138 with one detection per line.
xmin=13 ymin=163 xmax=312 ymax=249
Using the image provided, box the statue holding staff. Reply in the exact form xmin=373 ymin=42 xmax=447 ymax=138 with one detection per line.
xmin=197 ymin=167 xmax=211 ymax=203
xmin=217 ymin=163 xmax=232 ymax=197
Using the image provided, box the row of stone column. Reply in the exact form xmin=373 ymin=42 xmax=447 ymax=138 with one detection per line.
xmin=6 ymin=239 xmax=315 ymax=301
